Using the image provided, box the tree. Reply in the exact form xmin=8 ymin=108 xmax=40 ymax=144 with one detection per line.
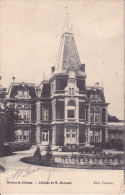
xmin=2 ymin=105 xmax=19 ymax=142
xmin=0 ymin=85 xmax=19 ymax=143
xmin=108 ymin=114 xmax=119 ymax=122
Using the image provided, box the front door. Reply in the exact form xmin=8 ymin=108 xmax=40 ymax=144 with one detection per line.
xmin=65 ymin=128 xmax=77 ymax=144
xmin=42 ymin=130 xmax=49 ymax=145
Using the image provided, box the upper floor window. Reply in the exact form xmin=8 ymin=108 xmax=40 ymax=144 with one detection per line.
xmin=18 ymin=90 xmax=29 ymax=99
xmin=67 ymin=100 xmax=75 ymax=119
xmin=69 ymin=88 xmax=75 ymax=95
xmin=68 ymin=110 xmax=74 ymax=118
xmin=95 ymin=108 xmax=100 ymax=123
xmin=18 ymin=91 xmax=23 ymax=98
xmin=43 ymin=107 xmax=49 ymax=121
xmin=16 ymin=105 xmax=23 ymax=119
xmin=24 ymin=110 xmax=30 ymax=121
xmin=90 ymin=94 xmax=94 ymax=100
xmin=51 ymin=83 xmax=55 ymax=95
xmin=90 ymin=108 xmax=94 ymax=123
xmin=24 ymin=91 xmax=29 ymax=99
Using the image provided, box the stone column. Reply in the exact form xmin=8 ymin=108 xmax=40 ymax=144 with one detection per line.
xmin=36 ymin=125 xmax=41 ymax=144
xmin=77 ymin=126 xmax=79 ymax=145
xmin=105 ymin=127 xmax=108 ymax=142
xmin=64 ymin=127 xmax=66 ymax=146
xmin=36 ymin=101 xmax=41 ymax=122
xmin=86 ymin=127 xmax=90 ymax=145
xmin=52 ymin=126 xmax=56 ymax=145
xmin=100 ymin=129 xmax=102 ymax=142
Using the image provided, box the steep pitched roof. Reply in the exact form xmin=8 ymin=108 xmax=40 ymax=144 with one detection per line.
xmin=55 ymin=32 xmax=81 ymax=72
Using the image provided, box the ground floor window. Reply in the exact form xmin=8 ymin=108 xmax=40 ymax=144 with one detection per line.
xmin=41 ymin=130 xmax=49 ymax=145
xmin=90 ymin=130 xmax=100 ymax=143
xmin=15 ymin=130 xmax=22 ymax=142
xmin=23 ymin=130 xmax=29 ymax=142
xmin=15 ymin=129 xmax=30 ymax=142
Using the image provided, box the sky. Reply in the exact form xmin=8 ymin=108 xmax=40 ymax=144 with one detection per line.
xmin=0 ymin=0 xmax=124 ymax=119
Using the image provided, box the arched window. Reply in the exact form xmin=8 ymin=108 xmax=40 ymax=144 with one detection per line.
xmin=90 ymin=108 xmax=94 ymax=123
xmin=24 ymin=105 xmax=30 ymax=110
xmin=68 ymin=100 xmax=76 ymax=106
xmin=16 ymin=105 xmax=22 ymax=110
xmin=67 ymin=100 xmax=76 ymax=118
xmin=95 ymin=108 xmax=100 ymax=123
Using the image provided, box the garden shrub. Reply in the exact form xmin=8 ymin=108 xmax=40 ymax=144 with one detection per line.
xmin=45 ymin=144 xmax=53 ymax=161
xmin=34 ymin=145 xmax=42 ymax=158
xmin=9 ymin=142 xmax=32 ymax=152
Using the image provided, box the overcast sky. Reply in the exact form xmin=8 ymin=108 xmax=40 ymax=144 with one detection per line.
xmin=0 ymin=0 xmax=124 ymax=119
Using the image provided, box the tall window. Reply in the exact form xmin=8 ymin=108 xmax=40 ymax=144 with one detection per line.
xmin=16 ymin=105 xmax=23 ymax=119
xmin=90 ymin=130 xmax=94 ymax=142
xmin=15 ymin=130 xmax=22 ymax=142
xmin=94 ymin=131 xmax=100 ymax=142
xmin=90 ymin=108 xmax=94 ymax=123
xmin=24 ymin=105 xmax=30 ymax=121
xmin=43 ymin=107 xmax=49 ymax=120
xmin=69 ymin=88 xmax=75 ymax=95
xmin=67 ymin=100 xmax=75 ymax=119
xmin=23 ymin=130 xmax=29 ymax=142
xmin=24 ymin=110 xmax=30 ymax=121
xmin=95 ymin=108 xmax=100 ymax=123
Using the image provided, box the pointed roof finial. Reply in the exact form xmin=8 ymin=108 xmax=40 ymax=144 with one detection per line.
xmin=62 ymin=6 xmax=73 ymax=34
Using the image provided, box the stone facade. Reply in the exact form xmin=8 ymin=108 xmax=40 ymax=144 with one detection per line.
xmin=6 ymin=31 xmax=122 ymax=146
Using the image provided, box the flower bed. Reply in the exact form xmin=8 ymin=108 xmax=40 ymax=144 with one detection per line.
xmin=54 ymin=153 xmax=124 ymax=166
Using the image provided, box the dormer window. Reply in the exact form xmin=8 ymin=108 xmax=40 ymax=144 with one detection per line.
xmin=18 ymin=90 xmax=29 ymax=99
xmin=24 ymin=91 xmax=29 ymax=99
xmin=18 ymin=90 xmax=23 ymax=98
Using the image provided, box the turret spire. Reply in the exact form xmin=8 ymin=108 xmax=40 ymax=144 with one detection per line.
xmin=62 ymin=6 xmax=73 ymax=34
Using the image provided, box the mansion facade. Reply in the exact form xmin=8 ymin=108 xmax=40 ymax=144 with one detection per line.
xmin=6 ymin=31 xmax=110 ymax=146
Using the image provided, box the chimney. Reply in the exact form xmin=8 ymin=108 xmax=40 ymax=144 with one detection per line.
xmin=12 ymin=77 xmax=15 ymax=83
xmin=0 ymin=76 xmax=2 ymax=87
xmin=51 ymin=66 xmax=55 ymax=73
xmin=80 ymin=64 xmax=85 ymax=72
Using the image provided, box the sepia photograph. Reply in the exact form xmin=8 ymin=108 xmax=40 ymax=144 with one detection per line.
xmin=0 ymin=0 xmax=124 ymax=194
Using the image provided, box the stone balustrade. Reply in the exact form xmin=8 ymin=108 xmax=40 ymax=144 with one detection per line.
xmin=55 ymin=156 xmax=124 ymax=166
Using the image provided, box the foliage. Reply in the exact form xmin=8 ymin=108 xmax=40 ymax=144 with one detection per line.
xmin=0 ymin=86 xmax=20 ymax=143
xmin=34 ymin=145 xmax=42 ymax=158
xmin=62 ymin=145 xmax=103 ymax=154
xmin=0 ymin=105 xmax=19 ymax=142
xmin=45 ymin=144 xmax=53 ymax=161
xmin=108 ymin=114 xmax=119 ymax=122
xmin=91 ymin=140 xmax=124 ymax=151
xmin=9 ymin=142 xmax=32 ymax=152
